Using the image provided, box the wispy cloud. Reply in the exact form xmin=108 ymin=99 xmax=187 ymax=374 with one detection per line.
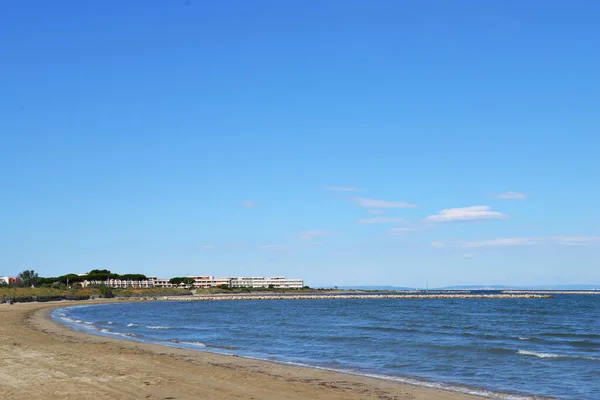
xmin=325 ymin=186 xmax=363 ymax=192
xmin=200 ymin=245 xmax=215 ymax=250
xmin=299 ymin=230 xmax=334 ymax=240
xmin=353 ymin=197 xmax=417 ymax=209
xmin=495 ymin=191 xmax=527 ymax=200
xmin=461 ymin=238 xmax=538 ymax=248
xmin=429 ymin=236 xmax=599 ymax=250
xmin=555 ymin=236 xmax=600 ymax=246
xmin=240 ymin=201 xmax=257 ymax=208
xmin=359 ymin=217 xmax=406 ymax=224
xmin=424 ymin=206 xmax=507 ymax=223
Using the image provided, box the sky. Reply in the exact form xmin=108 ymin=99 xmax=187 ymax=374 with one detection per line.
xmin=1 ymin=1 xmax=599 ymax=287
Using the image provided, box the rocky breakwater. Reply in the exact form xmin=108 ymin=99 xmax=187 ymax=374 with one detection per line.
xmin=154 ymin=293 xmax=552 ymax=301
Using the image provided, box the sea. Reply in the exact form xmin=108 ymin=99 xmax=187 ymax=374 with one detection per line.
xmin=52 ymin=294 xmax=600 ymax=400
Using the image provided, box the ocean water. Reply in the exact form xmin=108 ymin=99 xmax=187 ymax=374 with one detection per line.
xmin=52 ymin=295 xmax=600 ymax=400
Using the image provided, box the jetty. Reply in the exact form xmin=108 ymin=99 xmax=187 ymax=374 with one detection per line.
xmin=152 ymin=293 xmax=552 ymax=301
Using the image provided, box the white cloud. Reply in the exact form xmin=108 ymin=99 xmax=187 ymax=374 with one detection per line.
xmin=555 ymin=236 xmax=600 ymax=246
xmin=461 ymin=238 xmax=538 ymax=248
xmin=299 ymin=230 xmax=334 ymax=240
xmin=431 ymin=241 xmax=446 ymax=249
xmin=353 ymin=197 xmax=417 ymax=209
xmin=200 ymin=245 xmax=215 ymax=250
xmin=359 ymin=217 xmax=406 ymax=224
xmin=240 ymin=201 xmax=257 ymax=208
xmin=325 ymin=186 xmax=363 ymax=192
xmin=495 ymin=191 xmax=527 ymax=200
xmin=367 ymin=209 xmax=386 ymax=215
xmin=424 ymin=206 xmax=507 ymax=223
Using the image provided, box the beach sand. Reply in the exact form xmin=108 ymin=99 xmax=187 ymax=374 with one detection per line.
xmin=1 ymin=300 xmax=483 ymax=400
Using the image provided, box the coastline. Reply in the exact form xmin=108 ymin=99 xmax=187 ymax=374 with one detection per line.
xmin=2 ymin=301 xmax=519 ymax=400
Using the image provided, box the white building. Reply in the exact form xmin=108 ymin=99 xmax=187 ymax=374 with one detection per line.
xmin=148 ymin=277 xmax=178 ymax=289
xmin=187 ymin=276 xmax=230 ymax=288
xmin=81 ymin=277 xmax=178 ymax=289
xmin=229 ymin=276 xmax=304 ymax=289
xmin=78 ymin=275 xmax=304 ymax=289
xmin=0 ymin=276 xmax=10 ymax=285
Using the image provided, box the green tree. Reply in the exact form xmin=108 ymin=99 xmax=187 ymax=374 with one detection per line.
xmin=98 ymin=285 xmax=114 ymax=298
xmin=19 ymin=270 xmax=39 ymax=287
xmin=169 ymin=277 xmax=195 ymax=285
xmin=88 ymin=269 xmax=112 ymax=275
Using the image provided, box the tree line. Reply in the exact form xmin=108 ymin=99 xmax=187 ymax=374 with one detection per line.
xmin=2 ymin=269 xmax=148 ymax=288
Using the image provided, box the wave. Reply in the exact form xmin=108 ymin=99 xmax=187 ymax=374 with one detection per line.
xmin=517 ymin=350 xmax=599 ymax=361
xmin=146 ymin=325 xmax=170 ymax=330
xmin=107 ymin=321 xmax=114 ymax=325
xmin=99 ymin=328 xmax=137 ymax=339
xmin=542 ymin=332 xmax=600 ymax=340
xmin=170 ymin=340 xmax=206 ymax=347
xmin=127 ymin=323 xmax=138 ymax=327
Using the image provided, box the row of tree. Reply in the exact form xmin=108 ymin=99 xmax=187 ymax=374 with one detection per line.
xmin=6 ymin=269 xmax=148 ymax=288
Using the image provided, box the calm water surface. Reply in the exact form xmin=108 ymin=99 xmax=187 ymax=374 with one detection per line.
xmin=53 ymin=295 xmax=600 ymax=400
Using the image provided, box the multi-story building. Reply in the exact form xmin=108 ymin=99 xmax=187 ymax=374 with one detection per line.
xmin=187 ymin=276 xmax=230 ymax=288
xmin=79 ymin=275 xmax=304 ymax=289
xmin=81 ymin=277 xmax=180 ymax=289
xmin=147 ymin=277 xmax=177 ymax=289
xmin=229 ymin=276 xmax=304 ymax=289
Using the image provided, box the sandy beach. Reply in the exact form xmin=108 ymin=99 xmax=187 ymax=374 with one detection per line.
xmin=0 ymin=300 xmax=484 ymax=400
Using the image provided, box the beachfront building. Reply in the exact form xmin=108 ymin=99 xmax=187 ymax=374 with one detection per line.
xmin=1 ymin=277 xmax=21 ymax=286
xmin=229 ymin=276 xmax=304 ymax=289
xmin=78 ymin=275 xmax=304 ymax=289
xmin=186 ymin=276 xmax=231 ymax=288
xmin=81 ymin=278 xmax=155 ymax=288
xmin=81 ymin=277 xmax=179 ymax=289
xmin=148 ymin=277 xmax=178 ymax=289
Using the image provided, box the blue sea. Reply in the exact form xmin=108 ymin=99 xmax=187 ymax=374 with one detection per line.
xmin=52 ymin=295 xmax=600 ymax=400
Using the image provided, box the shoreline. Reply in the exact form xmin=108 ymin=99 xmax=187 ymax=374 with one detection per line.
xmin=2 ymin=300 xmax=536 ymax=400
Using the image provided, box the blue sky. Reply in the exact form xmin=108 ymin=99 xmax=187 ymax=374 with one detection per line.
xmin=1 ymin=1 xmax=599 ymax=287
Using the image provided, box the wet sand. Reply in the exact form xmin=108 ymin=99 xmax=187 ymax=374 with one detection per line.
xmin=0 ymin=300 xmax=484 ymax=400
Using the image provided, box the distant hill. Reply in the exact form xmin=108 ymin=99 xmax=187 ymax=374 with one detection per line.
xmin=327 ymin=284 xmax=600 ymax=291
xmin=436 ymin=285 xmax=514 ymax=290
xmin=338 ymin=285 xmax=419 ymax=291
xmin=435 ymin=284 xmax=600 ymax=290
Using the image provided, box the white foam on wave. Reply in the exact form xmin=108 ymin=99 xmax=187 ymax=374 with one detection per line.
xmin=178 ymin=341 xmax=207 ymax=347
xmin=518 ymin=350 xmax=565 ymax=358
xmin=517 ymin=350 xmax=599 ymax=361
xmin=99 ymin=328 xmax=136 ymax=338
xmin=60 ymin=316 xmax=79 ymax=324
xmin=518 ymin=337 xmax=531 ymax=341
xmin=107 ymin=321 xmax=114 ymax=325
xmin=127 ymin=323 xmax=138 ymax=327
xmin=146 ymin=325 xmax=169 ymax=330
